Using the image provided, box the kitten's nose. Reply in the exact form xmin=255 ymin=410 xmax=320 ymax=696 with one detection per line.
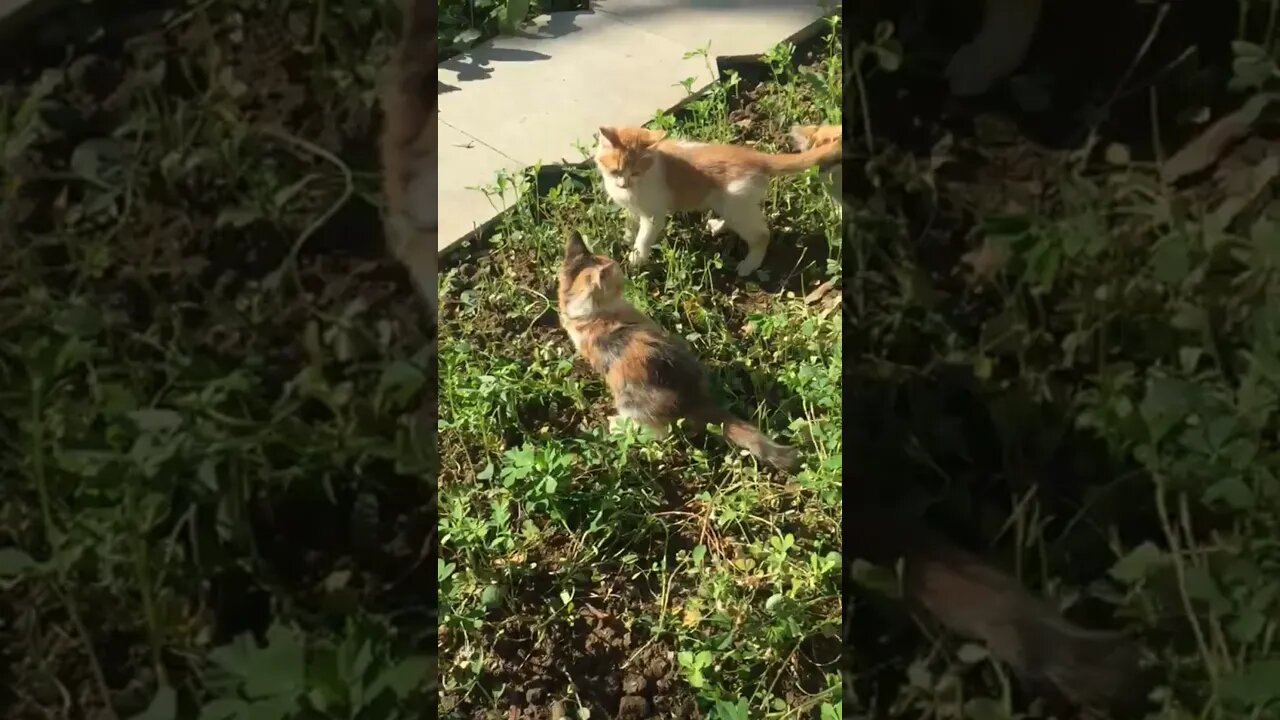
xmin=615 ymin=177 xmax=628 ymax=188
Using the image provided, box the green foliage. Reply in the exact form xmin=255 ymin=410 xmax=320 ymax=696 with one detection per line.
xmin=843 ymin=16 xmax=1280 ymax=719
xmin=0 ymin=0 xmax=432 ymax=716
xmin=198 ymin=621 xmax=429 ymax=720
xmin=438 ymin=28 xmax=842 ymax=717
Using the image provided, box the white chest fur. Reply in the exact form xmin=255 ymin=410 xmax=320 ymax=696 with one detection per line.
xmin=597 ymin=159 xmax=670 ymax=216
xmin=565 ymin=325 xmax=586 ymax=353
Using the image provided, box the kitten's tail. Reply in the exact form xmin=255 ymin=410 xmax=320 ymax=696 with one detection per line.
xmin=753 ymin=141 xmax=843 ymax=175
xmin=849 ymin=508 xmax=1150 ymax=713
xmin=907 ymin=543 xmax=1143 ymax=708
xmin=698 ymin=407 xmax=801 ymax=472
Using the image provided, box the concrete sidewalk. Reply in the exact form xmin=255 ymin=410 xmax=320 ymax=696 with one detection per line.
xmin=437 ymin=0 xmax=836 ymax=253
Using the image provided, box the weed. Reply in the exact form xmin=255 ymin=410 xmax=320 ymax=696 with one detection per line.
xmin=440 ymin=0 xmax=586 ymax=58
xmin=1 ymin=1 xmax=433 ymax=717
xmin=843 ymin=5 xmax=1280 ymax=718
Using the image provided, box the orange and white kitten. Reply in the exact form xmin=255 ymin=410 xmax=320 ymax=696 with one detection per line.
xmin=789 ymin=124 xmax=843 ymax=207
xmin=380 ymin=0 xmax=438 ymax=323
xmin=559 ymin=231 xmax=801 ymax=472
xmin=594 ymin=126 xmax=843 ymax=277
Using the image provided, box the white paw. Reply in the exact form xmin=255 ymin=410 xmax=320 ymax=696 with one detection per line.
xmin=736 ymin=256 xmax=763 ymax=277
xmin=706 ymin=218 xmax=727 ymax=236
xmin=628 ymin=248 xmax=648 ymax=265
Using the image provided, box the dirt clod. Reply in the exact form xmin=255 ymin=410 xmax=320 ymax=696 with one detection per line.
xmin=621 ymin=673 xmax=646 ymax=695
xmin=617 ymin=695 xmax=648 ymax=718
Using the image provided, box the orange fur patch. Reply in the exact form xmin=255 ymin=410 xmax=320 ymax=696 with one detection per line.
xmin=381 ymin=0 xmax=438 ymax=315
xmin=557 ymin=232 xmax=801 ymax=470
xmin=596 ymin=125 xmax=842 ymax=212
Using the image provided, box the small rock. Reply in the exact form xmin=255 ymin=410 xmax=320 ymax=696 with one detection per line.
xmin=617 ymin=695 xmax=648 ymax=718
xmin=621 ymin=673 xmax=646 ymax=695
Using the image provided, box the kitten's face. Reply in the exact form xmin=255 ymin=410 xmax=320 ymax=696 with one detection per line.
xmin=595 ymin=126 xmax=666 ymax=190
xmin=790 ymin=124 xmax=843 ymax=152
xmin=559 ymin=232 xmax=624 ymax=316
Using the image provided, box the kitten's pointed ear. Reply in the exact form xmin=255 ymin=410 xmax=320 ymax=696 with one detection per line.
xmin=588 ymin=262 xmax=619 ymax=291
xmin=598 ymin=127 xmax=621 ymax=148
xmin=565 ymin=231 xmax=590 ymax=260
xmin=643 ymin=129 xmax=667 ymax=146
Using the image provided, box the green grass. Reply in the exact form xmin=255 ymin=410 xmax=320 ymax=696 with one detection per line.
xmin=842 ymin=7 xmax=1280 ymax=718
xmin=6 ymin=0 xmax=1278 ymax=718
xmin=437 ymin=21 xmax=843 ymax=718
xmin=1 ymin=1 xmax=433 ymax=718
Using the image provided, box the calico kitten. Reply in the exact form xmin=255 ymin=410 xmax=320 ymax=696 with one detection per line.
xmin=594 ymin=126 xmax=843 ymax=277
xmin=558 ymin=231 xmax=800 ymax=472
xmin=380 ymin=0 xmax=438 ymax=324
xmin=789 ymin=124 xmax=843 ymax=207
xmin=850 ymin=507 xmax=1148 ymax=713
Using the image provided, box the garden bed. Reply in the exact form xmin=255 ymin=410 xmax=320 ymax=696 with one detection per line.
xmin=1 ymin=0 xmax=434 ymax=717
xmin=842 ymin=2 xmax=1280 ymax=717
xmin=437 ymin=18 xmax=843 ymax=719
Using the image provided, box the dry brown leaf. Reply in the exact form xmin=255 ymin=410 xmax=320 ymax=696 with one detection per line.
xmin=804 ymin=278 xmax=838 ymax=304
xmin=1208 ymin=152 xmax=1279 ymax=233
xmin=1161 ymin=93 xmax=1278 ymax=184
xmin=681 ymin=605 xmax=702 ymax=627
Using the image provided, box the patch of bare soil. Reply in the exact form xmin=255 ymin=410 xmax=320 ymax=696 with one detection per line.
xmin=479 ymin=624 xmax=699 ymax=720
